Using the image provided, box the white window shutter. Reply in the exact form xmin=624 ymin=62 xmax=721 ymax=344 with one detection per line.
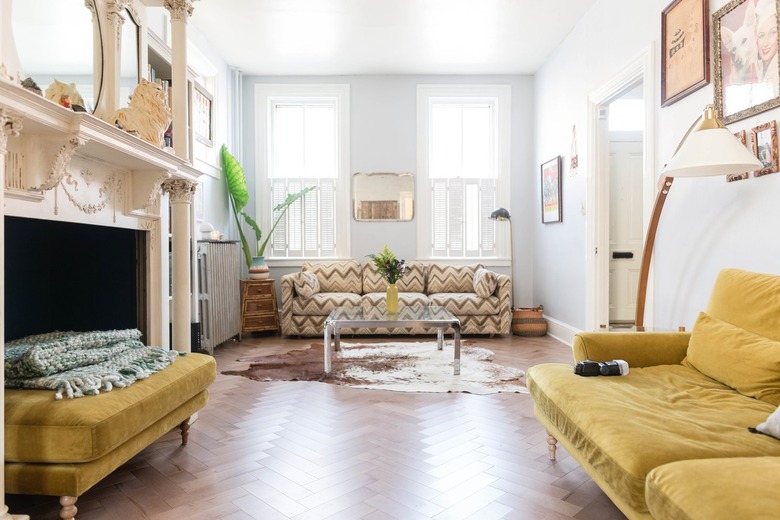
xmin=432 ymin=179 xmax=448 ymax=256
xmin=449 ymin=178 xmax=464 ymax=257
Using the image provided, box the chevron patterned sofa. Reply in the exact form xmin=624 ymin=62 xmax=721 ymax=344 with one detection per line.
xmin=280 ymin=260 xmax=511 ymax=336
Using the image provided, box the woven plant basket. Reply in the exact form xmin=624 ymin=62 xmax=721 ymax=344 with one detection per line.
xmin=512 ymin=307 xmax=548 ymax=337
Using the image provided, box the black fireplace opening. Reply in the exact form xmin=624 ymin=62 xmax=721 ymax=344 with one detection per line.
xmin=4 ymin=216 xmax=143 ymax=342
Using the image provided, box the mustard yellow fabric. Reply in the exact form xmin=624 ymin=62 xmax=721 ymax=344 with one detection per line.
xmin=5 ymin=353 xmax=216 ymax=463
xmin=527 ymin=363 xmax=780 ymax=514
xmin=5 ymin=391 xmax=209 ymax=497
xmin=706 ymin=268 xmax=780 ymax=341
xmin=684 ymin=312 xmax=780 ymax=406
xmin=645 ymin=457 xmax=780 ymax=520
xmin=573 ymin=332 xmax=690 ymax=366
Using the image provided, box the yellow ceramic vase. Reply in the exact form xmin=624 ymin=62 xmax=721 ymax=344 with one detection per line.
xmin=386 ymin=283 xmax=399 ymax=313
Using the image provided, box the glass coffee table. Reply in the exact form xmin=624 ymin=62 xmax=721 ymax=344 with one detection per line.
xmin=323 ymin=305 xmax=462 ymax=376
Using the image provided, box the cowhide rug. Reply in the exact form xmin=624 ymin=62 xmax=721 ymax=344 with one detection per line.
xmin=223 ymin=341 xmax=527 ymax=394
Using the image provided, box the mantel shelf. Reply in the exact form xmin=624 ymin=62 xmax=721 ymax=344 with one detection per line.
xmin=0 ymin=80 xmax=202 ymax=182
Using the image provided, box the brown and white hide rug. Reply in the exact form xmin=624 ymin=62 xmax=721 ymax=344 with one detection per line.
xmin=224 ymin=341 xmax=527 ymax=394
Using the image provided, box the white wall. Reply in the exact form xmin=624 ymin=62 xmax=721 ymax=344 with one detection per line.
xmin=241 ymin=74 xmax=536 ymax=306
xmin=534 ymin=0 xmax=780 ymax=332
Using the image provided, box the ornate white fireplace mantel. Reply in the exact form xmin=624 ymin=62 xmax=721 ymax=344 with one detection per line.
xmin=0 ymin=79 xmax=201 ymax=350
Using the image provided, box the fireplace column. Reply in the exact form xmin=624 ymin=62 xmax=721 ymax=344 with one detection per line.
xmin=162 ymin=178 xmax=197 ymax=353
xmin=0 ymin=109 xmax=30 ymax=520
xmin=164 ymin=0 xmax=194 ymax=161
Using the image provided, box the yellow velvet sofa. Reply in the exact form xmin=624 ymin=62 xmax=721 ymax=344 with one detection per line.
xmin=5 ymin=352 xmax=216 ymax=520
xmin=527 ymin=269 xmax=780 ymax=520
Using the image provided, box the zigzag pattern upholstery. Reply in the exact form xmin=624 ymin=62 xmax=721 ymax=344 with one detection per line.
xmin=428 ymin=293 xmax=499 ymax=315
xmin=302 ymin=260 xmax=362 ymax=293
xmin=280 ymin=261 xmax=511 ymax=336
xmin=427 ymin=264 xmax=483 ymax=293
xmin=361 ymin=292 xmax=431 ymax=311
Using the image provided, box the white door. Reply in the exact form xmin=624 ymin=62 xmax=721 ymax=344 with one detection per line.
xmin=609 ymin=138 xmax=643 ymax=324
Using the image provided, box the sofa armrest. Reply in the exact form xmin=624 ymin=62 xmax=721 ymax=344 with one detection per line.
xmin=280 ymin=273 xmax=299 ymax=336
xmin=495 ymin=273 xmax=511 ymax=334
xmin=573 ymin=332 xmax=691 ymax=367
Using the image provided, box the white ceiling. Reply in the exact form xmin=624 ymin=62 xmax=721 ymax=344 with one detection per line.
xmin=189 ymin=0 xmax=598 ymax=76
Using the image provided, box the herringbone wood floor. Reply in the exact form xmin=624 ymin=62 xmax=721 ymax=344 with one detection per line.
xmin=7 ymin=334 xmax=626 ymax=519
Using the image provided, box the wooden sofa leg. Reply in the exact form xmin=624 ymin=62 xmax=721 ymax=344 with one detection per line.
xmin=180 ymin=418 xmax=191 ymax=446
xmin=59 ymin=495 xmax=77 ymax=520
xmin=546 ymin=430 xmax=558 ymax=461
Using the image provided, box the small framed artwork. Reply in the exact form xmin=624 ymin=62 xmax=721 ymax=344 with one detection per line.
xmin=193 ymin=83 xmax=213 ymax=147
xmin=541 ymin=156 xmax=562 ymax=224
xmin=661 ymin=0 xmax=710 ymax=107
xmin=713 ymin=0 xmax=780 ymax=124
xmin=751 ymin=120 xmax=779 ymax=176
xmin=727 ymin=129 xmax=750 ymax=182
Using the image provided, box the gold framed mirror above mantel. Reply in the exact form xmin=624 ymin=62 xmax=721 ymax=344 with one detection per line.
xmin=353 ymin=172 xmax=415 ymax=222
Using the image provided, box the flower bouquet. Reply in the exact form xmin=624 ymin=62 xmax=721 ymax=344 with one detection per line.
xmin=367 ymin=245 xmax=407 ymax=284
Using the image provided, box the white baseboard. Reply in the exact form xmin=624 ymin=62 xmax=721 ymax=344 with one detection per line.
xmin=544 ymin=316 xmax=581 ymax=348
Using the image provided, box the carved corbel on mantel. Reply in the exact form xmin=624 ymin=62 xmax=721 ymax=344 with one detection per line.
xmin=164 ymin=0 xmax=195 ymax=21
xmin=131 ymin=170 xmax=172 ymax=215
xmin=30 ymin=137 xmax=88 ymax=191
xmin=161 ymin=177 xmax=197 ymax=203
xmin=0 ymin=108 xmax=23 ymax=153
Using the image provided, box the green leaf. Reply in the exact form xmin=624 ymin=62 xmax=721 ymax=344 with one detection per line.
xmin=221 ymin=145 xmax=249 ymax=211
xmin=241 ymin=211 xmax=262 ymax=244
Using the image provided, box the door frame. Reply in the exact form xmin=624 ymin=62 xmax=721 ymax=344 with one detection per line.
xmin=586 ymin=45 xmax=656 ymax=332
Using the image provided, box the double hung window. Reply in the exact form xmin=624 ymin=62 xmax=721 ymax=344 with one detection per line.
xmin=255 ymin=84 xmax=350 ymax=259
xmin=417 ymin=85 xmax=511 ymax=259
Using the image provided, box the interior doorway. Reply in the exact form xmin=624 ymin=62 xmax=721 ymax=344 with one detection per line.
xmin=585 ymin=46 xmax=655 ymax=332
xmin=606 ymin=86 xmax=644 ymax=328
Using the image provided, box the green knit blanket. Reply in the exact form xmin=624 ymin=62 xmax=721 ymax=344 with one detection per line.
xmin=4 ymin=329 xmax=179 ymax=399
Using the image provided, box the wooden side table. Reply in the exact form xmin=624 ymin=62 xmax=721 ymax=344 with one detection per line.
xmin=241 ymin=279 xmax=281 ymax=336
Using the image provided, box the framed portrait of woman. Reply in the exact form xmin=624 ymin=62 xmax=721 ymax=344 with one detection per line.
xmin=714 ymin=0 xmax=780 ymax=124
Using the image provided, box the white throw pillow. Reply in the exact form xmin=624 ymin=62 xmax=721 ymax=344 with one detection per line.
xmin=754 ymin=404 xmax=780 ymax=440
xmin=472 ymin=268 xmax=498 ymax=298
xmin=294 ymin=271 xmax=320 ymax=299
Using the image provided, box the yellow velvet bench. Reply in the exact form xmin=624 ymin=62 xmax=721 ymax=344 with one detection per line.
xmin=5 ymin=352 xmax=216 ymax=520
xmin=527 ymin=269 xmax=780 ymax=519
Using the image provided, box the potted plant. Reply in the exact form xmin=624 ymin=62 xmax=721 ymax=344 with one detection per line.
xmin=366 ymin=245 xmax=407 ymax=313
xmin=221 ymin=145 xmax=316 ymax=278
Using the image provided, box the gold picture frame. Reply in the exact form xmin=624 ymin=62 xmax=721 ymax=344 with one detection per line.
xmin=727 ymin=129 xmax=750 ymax=181
xmin=751 ymin=120 xmax=779 ymax=176
xmin=661 ymin=0 xmax=710 ymax=106
xmin=713 ymin=0 xmax=780 ymax=124
xmin=541 ymin=156 xmax=562 ymax=224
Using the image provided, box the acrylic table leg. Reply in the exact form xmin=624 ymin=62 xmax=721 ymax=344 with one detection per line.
xmin=437 ymin=328 xmax=444 ymax=350
xmin=323 ymin=324 xmax=332 ymax=375
xmin=453 ymin=325 xmax=461 ymax=375
xmin=335 ymin=326 xmax=341 ymax=351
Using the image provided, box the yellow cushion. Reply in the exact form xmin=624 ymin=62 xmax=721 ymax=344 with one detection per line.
xmin=646 ymin=457 xmax=780 ymax=520
xmin=706 ymin=268 xmax=780 ymax=341
xmin=684 ymin=312 xmax=780 ymax=406
xmin=527 ymin=363 xmax=780 ymax=513
xmin=5 ymin=353 xmax=216 ymax=464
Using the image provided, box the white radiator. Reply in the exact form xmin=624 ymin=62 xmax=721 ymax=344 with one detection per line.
xmin=197 ymin=241 xmax=241 ymax=354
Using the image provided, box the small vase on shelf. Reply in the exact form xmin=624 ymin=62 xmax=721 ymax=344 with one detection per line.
xmin=248 ymin=256 xmax=270 ymax=280
xmin=386 ymin=283 xmax=399 ymax=313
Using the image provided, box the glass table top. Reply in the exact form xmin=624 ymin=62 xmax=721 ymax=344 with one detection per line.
xmin=325 ymin=305 xmax=459 ymax=324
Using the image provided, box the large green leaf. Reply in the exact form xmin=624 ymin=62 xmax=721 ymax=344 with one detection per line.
xmin=221 ymin=145 xmax=249 ymax=212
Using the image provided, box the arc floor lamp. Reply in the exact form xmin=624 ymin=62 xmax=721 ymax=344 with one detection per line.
xmin=489 ymin=208 xmax=513 ymax=310
xmin=634 ymin=104 xmax=763 ymax=330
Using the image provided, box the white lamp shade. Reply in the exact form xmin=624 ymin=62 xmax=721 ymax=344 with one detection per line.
xmin=662 ymin=127 xmax=764 ymax=177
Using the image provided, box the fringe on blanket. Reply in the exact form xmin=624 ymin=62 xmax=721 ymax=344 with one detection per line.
xmin=4 ymin=329 xmax=180 ymax=399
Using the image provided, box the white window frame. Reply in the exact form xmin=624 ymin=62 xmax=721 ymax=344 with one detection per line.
xmin=254 ymin=84 xmax=351 ymax=263
xmin=416 ymin=84 xmax=511 ymax=261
